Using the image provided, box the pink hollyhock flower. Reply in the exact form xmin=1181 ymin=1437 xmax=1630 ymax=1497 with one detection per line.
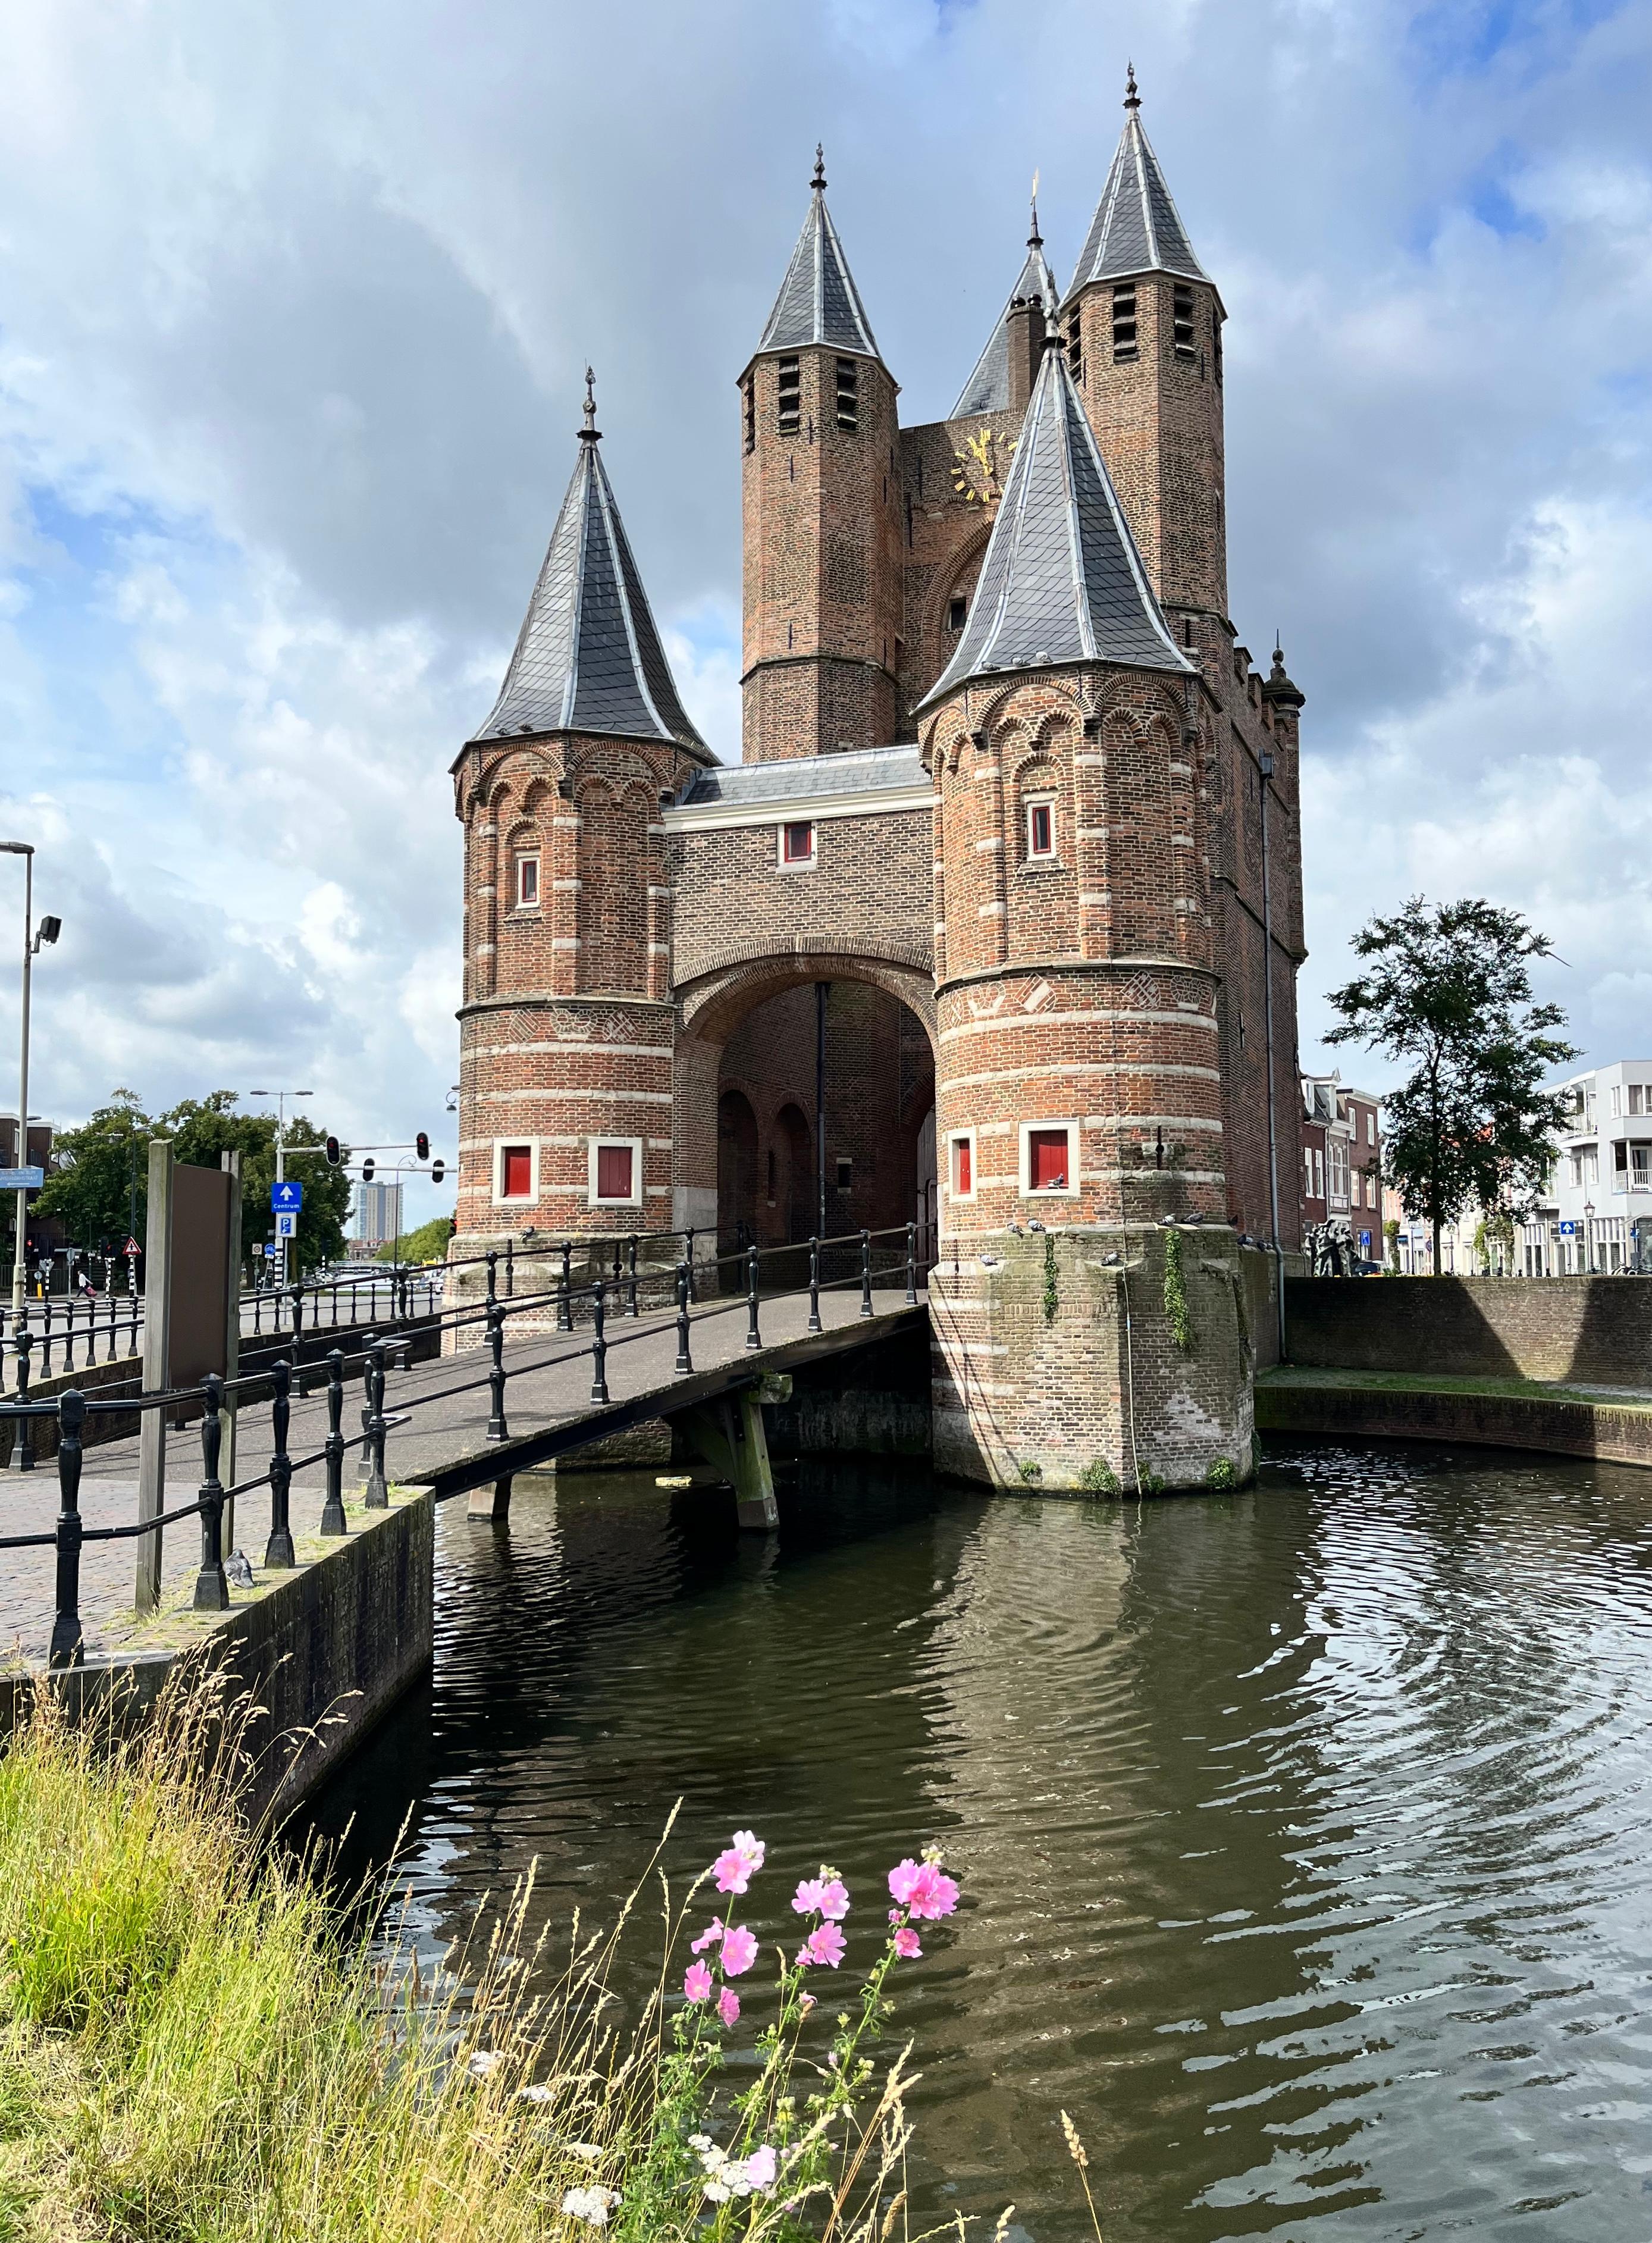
xmin=717 ymin=1985 xmax=741 ymax=2028
xmin=690 ymin=1917 xmax=725 ymax=1954
xmin=712 ymin=1830 xmax=765 ymax=1895
xmin=892 ymin=1926 xmax=922 ymax=1959
xmin=798 ymin=1992 xmax=816 ymax=2013
xmin=816 ymin=1878 xmax=849 ymax=1921
xmin=684 ymin=1962 xmax=713 ymax=2003
xmin=803 ymin=1922 xmax=846 ymax=1969
xmin=744 ymin=2145 xmax=778 ymax=2191
xmin=720 ymin=1924 xmax=758 ymax=1977
xmin=791 ymin=1878 xmax=826 ymax=1916
xmin=907 ymin=1863 xmax=960 ymax=1921
xmin=888 ymin=1859 xmax=923 ymax=1907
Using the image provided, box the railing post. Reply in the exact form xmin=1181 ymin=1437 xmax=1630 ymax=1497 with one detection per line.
xmin=64 ymin=1293 xmax=76 ymax=1374
xmin=860 ymin=1229 xmax=873 ymax=1318
xmin=674 ymin=1261 xmax=692 ymax=1376
xmin=265 ymin=1358 xmax=296 ymax=1568
xmin=363 ymin=1341 xmax=389 ymax=1508
xmin=10 ymin=1318 xmax=33 ymax=1473
xmin=106 ymin=1289 xmax=118 ymax=1364
xmin=905 ymin=1220 xmax=918 ymax=1305
xmin=485 ymin=1248 xmax=498 ymax=1317
xmin=807 ymin=1236 xmax=822 ymax=1333
xmin=319 ymin=1348 xmax=347 ymax=1535
xmin=129 ymin=1279 xmax=140 ymax=1357
xmin=253 ymin=1284 xmax=262 ymax=1336
xmin=626 ymin=1233 xmax=639 ymax=1317
xmin=557 ymin=1240 xmax=573 ymax=1332
xmin=505 ymin=1237 xmax=515 ymax=1298
xmin=40 ymin=1295 xmax=52 ymax=1379
xmin=193 ymin=1374 xmax=230 ymax=1611
xmin=290 ymin=1283 xmax=304 ymax=1353
xmin=331 ymin=1273 xmax=340 ymax=1327
xmin=49 ymin=1389 xmax=86 ymax=1669
xmin=745 ymin=1243 xmax=761 ymax=1351
xmin=685 ymin=1226 xmax=697 ymax=1304
xmin=590 ymin=1279 xmax=609 ymax=1404
xmin=486 ymin=1302 xmax=509 ymax=1442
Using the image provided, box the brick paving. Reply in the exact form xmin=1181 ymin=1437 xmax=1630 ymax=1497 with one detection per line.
xmin=0 ymin=1282 xmax=918 ymax=1666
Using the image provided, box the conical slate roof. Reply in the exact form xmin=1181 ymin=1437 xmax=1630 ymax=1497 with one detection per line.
xmin=916 ymin=339 xmax=1193 ymax=712
xmin=753 ymin=148 xmax=882 ymax=362
xmin=475 ymin=384 xmax=709 ymax=754
xmin=1065 ymin=73 xmax=1209 ymax=300
xmin=950 ymin=207 xmax=1062 ymax=418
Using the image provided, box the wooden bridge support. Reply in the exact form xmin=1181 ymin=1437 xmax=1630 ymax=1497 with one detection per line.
xmin=676 ymin=1374 xmax=791 ymax=1529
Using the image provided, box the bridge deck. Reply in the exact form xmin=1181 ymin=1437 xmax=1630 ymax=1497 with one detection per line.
xmin=0 ymin=1284 xmax=924 ymax=1665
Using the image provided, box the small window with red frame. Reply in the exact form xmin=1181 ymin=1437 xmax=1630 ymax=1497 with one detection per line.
xmin=500 ymin=1144 xmax=533 ymax=1199
xmin=595 ymin=1143 xmax=635 ymax=1201
xmin=1028 ymin=1127 xmax=1069 ymax=1192
xmin=516 ymin=854 xmax=540 ymax=909
xmin=1026 ymin=801 xmax=1054 ymax=859
xmin=951 ymin=1136 xmax=973 ymax=1196
xmin=780 ymin=821 xmax=816 ymax=866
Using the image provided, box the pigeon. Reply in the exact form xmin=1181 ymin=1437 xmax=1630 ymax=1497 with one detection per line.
xmin=225 ymin=1549 xmax=255 ymax=1589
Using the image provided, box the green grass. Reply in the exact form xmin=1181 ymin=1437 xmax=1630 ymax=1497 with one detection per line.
xmin=1258 ymin=1365 xmax=1652 ymax=1411
xmin=0 ymin=1670 xmax=948 ymax=2241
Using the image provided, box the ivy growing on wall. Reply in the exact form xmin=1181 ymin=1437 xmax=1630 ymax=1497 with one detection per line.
xmin=1163 ymin=1228 xmax=1193 ymax=1351
xmin=1042 ymin=1233 xmax=1059 ymax=1324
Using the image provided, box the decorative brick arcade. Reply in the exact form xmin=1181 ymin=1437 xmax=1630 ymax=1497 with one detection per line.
xmin=450 ymin=84 xmax=1305 ymax=1490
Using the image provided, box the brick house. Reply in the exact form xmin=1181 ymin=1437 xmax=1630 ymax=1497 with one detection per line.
xmin=1300 ymin=1074 xmax=1382 ymax=1266
xmin=450 ymin=78 xmax=1308 ymax=1487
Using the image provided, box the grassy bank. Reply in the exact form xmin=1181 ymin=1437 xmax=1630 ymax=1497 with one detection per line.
xmin=0 ymin=1672 xmax=1064 ymax=2241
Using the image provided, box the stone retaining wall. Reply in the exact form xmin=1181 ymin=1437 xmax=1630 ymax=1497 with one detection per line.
xmin=1286 ymin=1276 xmax=1652 ymax=1386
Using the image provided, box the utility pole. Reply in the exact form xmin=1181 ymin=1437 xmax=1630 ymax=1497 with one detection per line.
xmin=1259 ymin=750 xmax=1286 ymax=1363
xmin=250 ymin=1089 xmax=312 ymax=1286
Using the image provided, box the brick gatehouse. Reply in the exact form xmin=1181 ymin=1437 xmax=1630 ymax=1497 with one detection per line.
xmin=450 ymin=77 xmax=1306 ymax=1490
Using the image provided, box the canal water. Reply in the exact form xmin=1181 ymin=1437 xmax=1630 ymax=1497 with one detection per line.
xmin=310 ymin=1442 xmax=1652 ymax=2241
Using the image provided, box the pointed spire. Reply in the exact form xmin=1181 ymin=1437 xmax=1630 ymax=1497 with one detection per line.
xmin=918 ymin=331 xmax=1193 ymax=713
xmin=475 ymin=383 xmax=709 ymax=754
xmin=1065 ymin=72 xmax=1209 ymax=301
xmin=753 ymin=151 xmax=882 ymax=362
xmin=950 ymin=195 xmax=1063 ymax=418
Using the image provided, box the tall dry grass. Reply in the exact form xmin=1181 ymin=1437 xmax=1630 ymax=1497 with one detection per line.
xmin=0 ymin=1667 xmax=964 ymax=2241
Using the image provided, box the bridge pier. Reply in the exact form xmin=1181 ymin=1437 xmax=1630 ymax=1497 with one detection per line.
xmin=467 ymin=1473 xmax=513 ymax=1523
xmin=676 ymin=1374 xmax=791 ymax=1528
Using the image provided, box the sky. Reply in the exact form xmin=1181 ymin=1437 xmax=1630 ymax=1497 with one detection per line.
xmin=1 ymin=0 xmax=1650 ymax=1226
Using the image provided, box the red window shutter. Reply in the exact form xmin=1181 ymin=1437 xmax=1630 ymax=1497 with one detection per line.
xmin=955 ymin=1138 xmax=971 ymax=1194
xmin=501 ymin=1145 xmax=532 ymax=1198
xmin=597 ymin=1144 xmax=634 ymax=1200
xmin=1029 ymin=1129 xmax=1068 ymax=1191
xmin=1029 ymin=803 xmax=1052 ymax=855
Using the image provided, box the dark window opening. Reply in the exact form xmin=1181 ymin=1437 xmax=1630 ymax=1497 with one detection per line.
xmin=742 ymin=376 xmax=755 ymax=453
xmin=1213 ymin=311 xmax=1223 ymax=387
xmin=778 ymin=356 xmax=801 ymax=435
xmin=1173 ymin=284 xmax=1195 ymax=357
xmin=1065 ymin=308 xmax=1083 ymax=384
xmin=781 ymin=820 xmax=815 ymax=865
xmin=835 ymin=357 xmax=858 ymax=431
xmin=1111 ymin=284 xmax=1137 ymax=362
xmin=948 ymin=596 xmax=967 ymax=632
xmin=835 ymin=1156 xmax=852 ymax=1192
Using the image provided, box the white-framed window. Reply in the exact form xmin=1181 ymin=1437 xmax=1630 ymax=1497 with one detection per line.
xmin=948 ymin=1130 xmax=977 ymax=1202
xmin=778 ymin=820 xmax=816 ymax=869
xmin=588 ymin=1137 xmax=643 ymax=1208
xmin=1612 ymin=1084 xmax=1622 ymax=1117
xmin=1303 ymin=1146 xmax=1314 ymax=1198
xmin=1020 ymin=1119 xmax=1076 ymax=1196
xmin=1025 ymin=798 xmax=1055 ymax=860
xmin=493 ymin=1139 xmax=539 ymax=1206
xmin=515 ymin=853 xmax=540 ymax=910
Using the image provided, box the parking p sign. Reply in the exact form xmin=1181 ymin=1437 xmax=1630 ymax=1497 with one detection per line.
xmin=275 ymin=1210 xmax=297 ymax=1240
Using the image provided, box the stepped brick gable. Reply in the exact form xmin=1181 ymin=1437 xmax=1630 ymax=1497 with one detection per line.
xmin=452 ymin=84 xmax=1306 ymax=1490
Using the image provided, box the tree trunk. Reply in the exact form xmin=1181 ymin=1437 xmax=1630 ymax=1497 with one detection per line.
xmin=1431 ymin=1214 xmax=1442 ymax=1274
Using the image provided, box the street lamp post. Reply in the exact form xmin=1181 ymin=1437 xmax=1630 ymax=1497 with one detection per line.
xmin=1584 ymin=1198 xmax=1595 ymax=1276
xmin=249 ymin=1090 xmax=313 ymax=1287
xmin=0 ymin=844 xmax=59 ymax=1320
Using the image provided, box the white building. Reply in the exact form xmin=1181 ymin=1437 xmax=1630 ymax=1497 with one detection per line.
xmin=353 ymin=1180 xmax=404 ymax=1250
xmin=1524 ymin=1061 xmax=1652 ymax=1276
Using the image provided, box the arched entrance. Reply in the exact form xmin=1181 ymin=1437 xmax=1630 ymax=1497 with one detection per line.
xmin=673 ymin=951 xmax=938 ymax=1264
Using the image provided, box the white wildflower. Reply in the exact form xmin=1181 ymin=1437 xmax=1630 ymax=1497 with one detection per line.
xmin=560 ymin=2184 xmax=620 ymax=2226
xmin=465 ymin=2050 xmax=502 ymax=2079
xmin=516 ymin=2082 xmax=553 ymax=2104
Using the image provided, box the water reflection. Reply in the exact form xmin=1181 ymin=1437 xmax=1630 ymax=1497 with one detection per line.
xmin=308 ymin=1441 xmax=1652 ymax=2241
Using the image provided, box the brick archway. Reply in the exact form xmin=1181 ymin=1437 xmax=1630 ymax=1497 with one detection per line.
xmin=673 ymin=951 xmax=938 ymax=1240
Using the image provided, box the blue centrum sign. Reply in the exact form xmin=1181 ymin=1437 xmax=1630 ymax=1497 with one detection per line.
xmin=0 ymin=1167 xmax=44 ymax=1189
xmin=271 ymin=1179 xmax=303 ymax=1213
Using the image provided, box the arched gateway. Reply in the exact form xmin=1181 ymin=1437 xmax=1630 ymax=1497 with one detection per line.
xmin=450 ymin=94 xmax=1307 ymax=1491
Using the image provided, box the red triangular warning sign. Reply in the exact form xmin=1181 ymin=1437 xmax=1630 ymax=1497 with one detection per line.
xmin=124 ymin=1238 xmax=140 ymax=1255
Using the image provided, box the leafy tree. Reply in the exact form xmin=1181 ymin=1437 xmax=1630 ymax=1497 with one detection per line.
xmin=376 ymin=1213 xmax=456 ymax=1265
xmin=1325 ymin=897 xmax=1577 ymax=1273
xmin=33 ymin=1091 xmax=353 ymax=1277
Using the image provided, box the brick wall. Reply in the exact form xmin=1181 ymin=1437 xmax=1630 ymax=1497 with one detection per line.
xmin=1286 ymin=1275 xmax=1652 ymax=1384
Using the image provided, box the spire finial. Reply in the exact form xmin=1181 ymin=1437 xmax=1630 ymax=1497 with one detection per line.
xmin=578 ymin=365 xmax=600 ymax=443
xmin=812 ymin=143 xmax=826 ymax=193
xmin=1029 ymin=167 xmax=1042 ymax=246
xmin=1124 ymin=60 xmax=1140 ymax=110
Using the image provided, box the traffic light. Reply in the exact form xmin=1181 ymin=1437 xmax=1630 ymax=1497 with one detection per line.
xmin=416 ymin=1131 xmax=430 ymax=1162
xmin=362 ymin=1158 xmax=375 ymax=1183
xmin=431 ymin=1159 xmax=445 ymax=1185
xmin=325 ymin=1135 xmax=341 ymax=1167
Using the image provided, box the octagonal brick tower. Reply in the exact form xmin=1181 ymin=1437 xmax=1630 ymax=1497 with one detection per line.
xmin=917 ymin=331 xmax=1254 ymax=1492
xmin=450 ymin=378 xmax=713 ymax=1299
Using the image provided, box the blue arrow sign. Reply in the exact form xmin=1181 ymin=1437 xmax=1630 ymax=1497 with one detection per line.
xmin=271 ymin=1179 xmax=303 ymax=1212
xmin=1558 ymin=1220 xmax=1576 ymax=1235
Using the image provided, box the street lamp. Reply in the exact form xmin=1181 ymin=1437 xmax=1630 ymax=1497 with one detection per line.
xmin=0 ymin=844 xmax=60 ymax=1320
xmin=1584 ymin=1198 xmax=1595 ymax=1276
xmin=249 ymin=1090 xmax=313 ymax=1287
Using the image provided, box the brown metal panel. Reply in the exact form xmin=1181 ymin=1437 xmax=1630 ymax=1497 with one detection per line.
xmin=169 ymin=1163 xmax=233 ymax=1389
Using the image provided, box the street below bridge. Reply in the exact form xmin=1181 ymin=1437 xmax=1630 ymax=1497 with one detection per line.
xmin=0 ymin=1282 xmax=922 ymax=1665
